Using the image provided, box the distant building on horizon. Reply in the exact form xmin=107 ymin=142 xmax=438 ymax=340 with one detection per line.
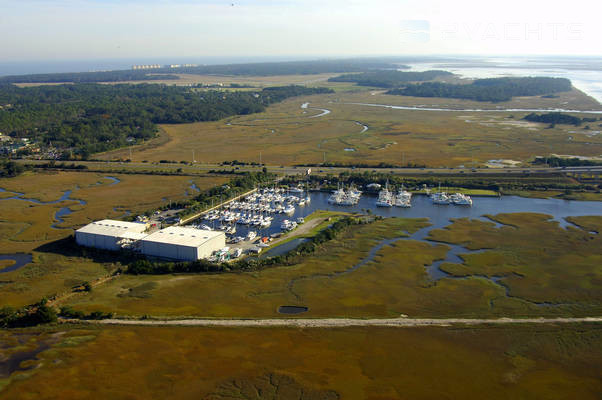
xmin=132 ymin=64 xmax=161 ymax=70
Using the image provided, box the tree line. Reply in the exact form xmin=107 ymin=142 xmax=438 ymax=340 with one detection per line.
xmin=0 ymin=84 xmax=332 ymax=159
xmin=0 ymin=71 xmax=179 ymax=84
xmin=386 ymin=77 xmax=572 ymax=102
xmin=524 ymin=112 xmax=599 ymax=126
xmin=0 ymin=159 xmax=30 ymax=177
xmin=533 ymin=156 xmax=602 ymax=167
xmin=328 ymin=70 xmax=452 ymax=88
xmin=0 ymin=59 xmax=406 ymax=84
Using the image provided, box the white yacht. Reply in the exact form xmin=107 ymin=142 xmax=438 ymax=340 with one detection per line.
xmin=246 ymin=231 xmax=257 ymax=241
xmin=280 ymin=219 xmax=297 ymax=231
xmin=376 ymin=182 xmax=393 ymax=207
xmin=450 ymin=193 xmax=473 ymax=206
xmin=329 ymin=184 xmax=361 ymax=206
xmin=430 ymin=191 xmax=451 ymax=205
xmin=394 ymin=186 xmax=412 ymax=208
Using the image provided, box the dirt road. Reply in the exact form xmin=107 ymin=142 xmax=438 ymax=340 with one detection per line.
xmin=70 ymin=316 xmax=602 ymax=328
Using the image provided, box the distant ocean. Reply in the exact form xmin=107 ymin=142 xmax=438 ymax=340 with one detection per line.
xmin=0 ymin=56 xmax=315 ymax=77
xmin=406 ymin=56 xmax=602 ymax=104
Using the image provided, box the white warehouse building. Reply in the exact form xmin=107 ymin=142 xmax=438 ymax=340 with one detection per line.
xmin=75 ymin=220 xmax=149 ymax=251
xmin=140 ymin=226 xmax=225 ymax=261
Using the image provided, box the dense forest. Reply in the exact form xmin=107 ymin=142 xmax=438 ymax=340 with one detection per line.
xmin=386 ymin=77 xmax=572 ymax=102
xmin=328 ymin=70 xmax=452 ymax=88
xmin=523 ymin=112 xmax=599 ymax=126
xmin=0 ymin=59 xmax=407 ymax=84
xmin=0 ymin=84 xmax=332 ymax=158
xmin=0 ymin=71 xmax=180 ymax=84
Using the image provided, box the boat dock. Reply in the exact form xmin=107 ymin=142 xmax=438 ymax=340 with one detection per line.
xmin=177 ymin=188 xmax=258 ymax=226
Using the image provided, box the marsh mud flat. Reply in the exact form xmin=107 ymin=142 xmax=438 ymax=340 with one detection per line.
xmin=73 ymin=316 xmax=602 ymax=328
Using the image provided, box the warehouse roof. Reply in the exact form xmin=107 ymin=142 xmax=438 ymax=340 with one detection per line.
xmin=140 ymin=226 xmax=224 ymax=248
xmin=119 ymin=231 xmax=149 ymax=241
xmin=76 ymin=219 xmax=148 ymax=237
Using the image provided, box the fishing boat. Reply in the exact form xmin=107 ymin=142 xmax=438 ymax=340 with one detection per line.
xmin=376 ymin=181 xmax=393 ymax=207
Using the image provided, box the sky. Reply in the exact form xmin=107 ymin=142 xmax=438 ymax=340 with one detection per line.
xmin=1 ymin=0 xmax=601 ymax=62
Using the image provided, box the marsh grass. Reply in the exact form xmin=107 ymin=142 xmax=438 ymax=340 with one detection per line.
xmin=96 ymin=89 xmax=602 ymax=167
xmin=0 ymin=171 xmax=228 ymax=308
xmin=1 ymin=324 xmax=600 ymax=399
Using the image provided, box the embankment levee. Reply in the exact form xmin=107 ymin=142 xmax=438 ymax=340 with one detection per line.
xmin=65 ymin=316 xmax=602 ymax=328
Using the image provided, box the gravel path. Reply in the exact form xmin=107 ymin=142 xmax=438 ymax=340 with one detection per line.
xmin=68 ymin=317 xmax=602 ymax=328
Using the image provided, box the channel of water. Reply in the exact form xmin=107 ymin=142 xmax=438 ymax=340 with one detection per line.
xmin=274 ymin=191 xmax=602 ymax=302
xmin=343 ymin=102 xmax=602 ymax=114
xmin=0 ymin=176 xmax=121 ymax=271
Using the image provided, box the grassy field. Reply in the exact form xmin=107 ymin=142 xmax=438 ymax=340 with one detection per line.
xmin=15 ymin=73 xmax=340 ymax=89
xmin=0 ymin=171 xmax=228 ymax=308
xmin=63 ymin=214 xmax=601 ymax=318
xmin=428 ymin=213 xmax=602 ymax=305
xmin=96 ymin=88 xmax=602 ymax=167
xmin=1 ymin=324 xmax=600 ymax=399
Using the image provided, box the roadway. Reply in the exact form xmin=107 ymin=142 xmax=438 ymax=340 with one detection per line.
xmin=15 ymin=159 xmax=602 ymax=176
xmin=67 ymin=316 xmax=602 ymax=328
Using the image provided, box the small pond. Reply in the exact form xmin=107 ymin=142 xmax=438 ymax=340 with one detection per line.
xmin=278 ymin=306 xmax=309 ymax=314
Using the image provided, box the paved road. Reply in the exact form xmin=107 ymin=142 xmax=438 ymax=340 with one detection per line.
xmin=16 ymin=159 xmax=602 ymax=177
xmin=68 ymin=316 xmax=602 ymax=328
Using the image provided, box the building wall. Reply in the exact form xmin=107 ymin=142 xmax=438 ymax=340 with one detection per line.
xmin=140 ymin=232 xmax=225 ymax=261
xmin=75 ymin=231 xmax=120 ymax=251
xmin=197 ymin=234 xmax=226 ymax=259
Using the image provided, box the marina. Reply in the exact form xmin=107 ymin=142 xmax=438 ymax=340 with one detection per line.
xmin=188 ymin=186 xmax=602 ymax=260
